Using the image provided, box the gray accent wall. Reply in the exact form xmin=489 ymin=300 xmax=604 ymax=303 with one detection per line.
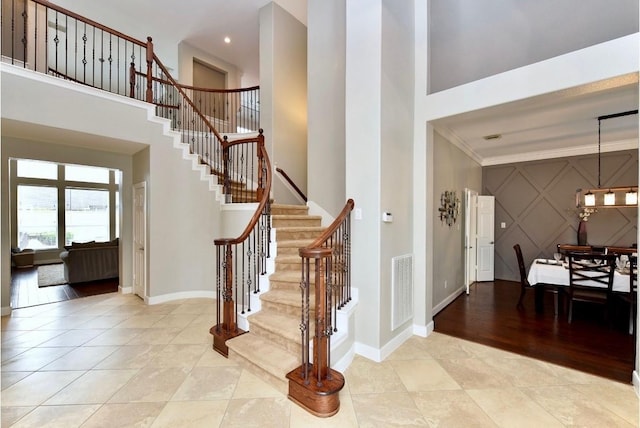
xmin=485 ymin=150 xmax=638 ymax=282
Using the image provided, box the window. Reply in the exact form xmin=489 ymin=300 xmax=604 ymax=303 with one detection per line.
xmin=17 ymin=185 xmax=58 ymax=249
xmin=11 ymin=159 xmax=121 ymax=252
xmin=65 ymin=188 xmax=110 ymax=244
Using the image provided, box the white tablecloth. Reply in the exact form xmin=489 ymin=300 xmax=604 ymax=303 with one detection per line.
xmin=527 ymin=259 xmax=630 ymax=293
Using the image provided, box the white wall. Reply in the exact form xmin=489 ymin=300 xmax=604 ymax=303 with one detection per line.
xmin=259 ymin=3 xmax=308 ymax=206
xmin=1 ymin=65 xmax=223 ymax=311
xmin=307 ymin=0 xmax=346 ymax=216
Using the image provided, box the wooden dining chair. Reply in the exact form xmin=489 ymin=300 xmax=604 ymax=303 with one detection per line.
xmin=513 ymin=244 xmax=560 ymax=314
xmin=567 ymin=252 xmax=616 ymax=324
xmin=557 ymin=244 xmax=592 ymax=255
xmin=613 ymin=255 xmax=637 ymax=335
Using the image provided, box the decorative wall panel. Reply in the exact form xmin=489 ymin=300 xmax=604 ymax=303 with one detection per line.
xmin=484 ymin=150 xmax=638 ymax=282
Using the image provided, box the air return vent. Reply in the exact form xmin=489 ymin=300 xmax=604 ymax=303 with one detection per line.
xmin=391 ymin=254 xmax=414 ymax=330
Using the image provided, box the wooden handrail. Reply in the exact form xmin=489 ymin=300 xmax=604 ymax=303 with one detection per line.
xmin=176 ymin=84 xmax=261 ymax=94
xmin=275 ymin=167 xmax=307 ymax=203
xmin=29 ymin=0 xmax=147 ymax=48
xmin=303 ymin=199 xmax=355 ymax=250
xmin=214 ymin=132 xmax=271 ymax=246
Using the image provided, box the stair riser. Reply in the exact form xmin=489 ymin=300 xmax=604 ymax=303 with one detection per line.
xmin=228 ymin=349 xmax=289 ymax=395
xmin=260 ymin=299 xmax=315 ymax=318
xmin=275 ymin=247 xmax=306 ymax=256
xmin=249 ymin=323 xmax=303 ymax=356
xmin=272 ymin=219 xmax=322 ymax=228
xmin=276 ymin=230 xmax=324 ymax=240
xmin=271 ymin=206 xmax=309 ymax=216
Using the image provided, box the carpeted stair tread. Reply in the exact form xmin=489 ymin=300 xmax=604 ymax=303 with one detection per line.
xmin=276 ymin=239 xmax=316 ymax=250
xmin=226 ymin=333 xmax=299 ymax=393
xmin=260 ymin=288 xmax=311 ymax=307
xmin=269 ymin=270 xmax=302 ymax=283
xmin=248 ymin=311 xmax=302 ymax=345
xmin=276 ymin=226 xmax=325 ymax=233
xmin=271 ymin=204 xmax=309 ymax=216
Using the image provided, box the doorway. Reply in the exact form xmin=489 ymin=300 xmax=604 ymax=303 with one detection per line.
xmin=464 ymin=192 xmax=495 ymax=291
xmin=133 ymin=182 xmax=147 ymax=299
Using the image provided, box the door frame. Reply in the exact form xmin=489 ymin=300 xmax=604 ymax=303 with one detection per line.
xmin=464 ymin=188 xmax=478 ymax=294
xmin=132 ymin=181 xmax=147 ymax=299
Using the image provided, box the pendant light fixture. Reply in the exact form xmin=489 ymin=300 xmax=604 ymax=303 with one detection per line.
xmin=576 ymin=109 xmax=638 ymax=209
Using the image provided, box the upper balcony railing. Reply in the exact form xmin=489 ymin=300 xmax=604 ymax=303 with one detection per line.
xmin=2 ymin=0 xmax=261 ymax=203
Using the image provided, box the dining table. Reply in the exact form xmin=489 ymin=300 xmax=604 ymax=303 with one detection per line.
xmin=527 ymin=258 xmax=632 ymax=313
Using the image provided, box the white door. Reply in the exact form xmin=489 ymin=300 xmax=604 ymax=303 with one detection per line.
xmin=476 ymin=195 xmax=495 ymax=281
xmin=133 ymin=182 xmax=147 ymax=298
xmin=464 ymin=189 xmax=478 ymax=294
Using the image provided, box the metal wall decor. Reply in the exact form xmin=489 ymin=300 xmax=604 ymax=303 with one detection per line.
xmin=438 ymin=190 xmax=459 ymax=227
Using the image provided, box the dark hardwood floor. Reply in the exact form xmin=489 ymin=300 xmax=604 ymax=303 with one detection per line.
xmin=10 ymin=266 xmax=119 ymax=309
xmin=434 ymin=279 xmax=636 ymax=384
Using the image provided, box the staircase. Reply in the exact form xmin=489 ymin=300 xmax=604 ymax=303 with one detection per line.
xmin=226 ymin=203 xmax=324 ymax=393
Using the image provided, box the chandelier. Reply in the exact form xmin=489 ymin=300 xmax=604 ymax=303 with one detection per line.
xmin=576 ymin=109 xmax=638 ymax=209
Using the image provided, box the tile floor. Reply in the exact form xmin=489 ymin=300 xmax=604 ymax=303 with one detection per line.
xmin=1 ymin=292 xmax=638 ymax=427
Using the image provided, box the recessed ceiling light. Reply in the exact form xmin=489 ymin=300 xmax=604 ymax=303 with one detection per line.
xmin=224 ymin=36 xmax=231 ymax=44
xmin=483 ymin=134 xmax=502 ymax=140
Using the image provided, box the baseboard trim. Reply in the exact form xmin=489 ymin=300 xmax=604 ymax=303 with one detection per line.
xmin=1 ymin=306 xmax=12 ymax=316
xmin=146 ymin=290 xmax=215 ymax=305
xmin=332 ymin=343 xmax=355 ymax=373
xmin=633 ymin=370 xmax=639 ymax=396
xmin=413 ymin=320 xmax=434 ymax=337
xmin=355 ymin=324 xmax=414 ymax=363
xmin=119 ymin=286 xmax=133 ymax=294
xmin=432 ymin=286 xmax=465 ymax=315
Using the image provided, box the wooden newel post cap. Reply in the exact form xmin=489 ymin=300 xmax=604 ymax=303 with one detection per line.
xmin=299 ymin=247 xmax=332 ymax=259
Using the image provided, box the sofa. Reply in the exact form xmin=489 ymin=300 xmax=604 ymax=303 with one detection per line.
xmin=59 ymin=238 xmax=119 ymax=284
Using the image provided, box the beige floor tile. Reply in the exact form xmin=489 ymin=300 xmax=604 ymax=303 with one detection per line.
xmin=150 ymin=314 xmax=198 ymax=328
xmin=411 ymin=390 xmax=498 ymax=427
xmin=1 ymin=406 xmax=36 ymax=427
xmin=83 ymin=328 xmax=143 ymax=346
xmin=480 ymin=356 xmax=566 ymax=387
xmin=41 ymin=346 xmax=119 ymax=371
xmin=1 ymin=347 xmax=75 ymax=372
xmin=221 ymin=397 xmax=290 ymax=427
xmin=1 ymin=316 xmax=60 ymax=331
xmin=456 ymin=338 xmax=523 ymax=360
xmin=386 ymin=336 xmax=433 ymax=361
xmin=421 ymin=333 xmax=476 ymax=360
xmin=127 ymin=327 xmax=183 ymax=345
xmin=75 ymin=314 xmax=133 ymax=329
xmin=150 ymin=400 xmax=229 ymax=427
xmin=172 ymin=366 xmax=242 ymax=401
xmin=436 ymin=358 xmax=512 ymax=390
xmin=169 ymin=325 xmax=214 ymax=345
xmin=1 ymin=371 xmax=85 ymax=406
xmin=38 ymin=315 xmax=99 ymax=330
xmin=93 ymin=344 xmax=166 ymax=369
xmin=196 ymin=347 xmax=239 ymax=367
xmin=524 ymin=385 xmax=636 ymax=427
xmin=113 ymin=314 xmax=166 ymax=329
xmin=351 ymin=391 xmax=428 ymax=427
xmin=232 ymin=369 xmax=283 ymax=399
xmin=144 ymin=344 xmax=207 ymax=369
xmin=45 ymin=369 xmax=138 ymax=405
xmin=2 ymin=329 xmax=66 ymax=348
xmin=38 ymin=329 xmax=105 ymax=347
xmin=571 ymin=382 xmax=640 ymax=425
xmin=8 ymin=404 xmax=101 ymax=428
xmin=170 ymin=301 xmax=214 ymax=315
xmin=289 ymin=389 xmax=359 ymax=428
xmin=2 ymin=371 xmax=32 ymax=390
xmin=344 ymin=356 xmax=406 ymax=394
xmin=80 ymin=402 xmax=165 ymax=428
xmin=466 ymin=387 xmax=564 ymax=428
xmin=1 ymin=346 xmax=28 ymax=360
xmin=389 ymin=359 xmax=461 ymax=392
xmin=110 ymin=366 xmax=190 ymax=403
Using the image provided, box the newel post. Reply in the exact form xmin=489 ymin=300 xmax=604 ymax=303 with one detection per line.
xmin=145 ymin=37 xmax=154 ymax=103
xmin=286 ymin=247 xmax=344 ymax=417
xmin=210 ymin=241 xmax=246 ymax=357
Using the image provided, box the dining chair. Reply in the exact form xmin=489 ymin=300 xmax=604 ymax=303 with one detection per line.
xmin=557 ymin=244 xmax=592 ymax=255
xmin=513 ymin=244 xmax=560 ymax=314
xmin=567 ymin=252 xmax=616 ymax=324
xmin=613 ymin=255 xmax=637 ymax=335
